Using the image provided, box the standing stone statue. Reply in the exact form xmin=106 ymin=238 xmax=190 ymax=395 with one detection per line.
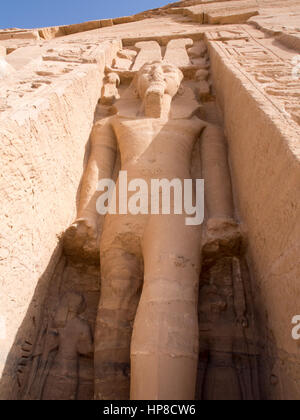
xmin=65 ymin=61 xmax=238 ymax=400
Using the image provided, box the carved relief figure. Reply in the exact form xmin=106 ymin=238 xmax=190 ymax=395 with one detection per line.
xmin=65 ymin=59 xmax=239 ymax=400
xmin=22 ymin=292 xmax=93 ymax=400
xmin=196 ymin=257 xmax=259 ymax=400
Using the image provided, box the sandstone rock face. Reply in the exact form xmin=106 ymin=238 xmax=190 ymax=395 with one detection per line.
xmin=0 ymin=46 xmax=6 ymax=57
xmin=0 ymin=0 xmax=299 ymax=400
xmin=0 ymin=56 xmax=15 ymax=79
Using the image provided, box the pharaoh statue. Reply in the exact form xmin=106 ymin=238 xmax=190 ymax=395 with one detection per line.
xmin=64 ymin=60 xmax=240 ymax=400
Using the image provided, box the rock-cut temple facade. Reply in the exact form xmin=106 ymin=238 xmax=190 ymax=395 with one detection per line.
xmin=0 ymin=0 xmax=299 ymax=400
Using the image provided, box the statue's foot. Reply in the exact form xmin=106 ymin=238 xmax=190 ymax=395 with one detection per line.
xmin=202 ymin=217 xmax=244 ymax=264
xmin=63 ymin=218 xmax=100 ymax=263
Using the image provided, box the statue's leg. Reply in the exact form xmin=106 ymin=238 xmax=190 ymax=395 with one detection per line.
xmin=131 ymin=215 xmax=202 ymax=400
xmin=94 ymin=246 xmax=143 ymax=400
xmin=201 ymin=124 xmax=234 ymax=220
xmin=201 ymin=124 xmax=242 ymax=257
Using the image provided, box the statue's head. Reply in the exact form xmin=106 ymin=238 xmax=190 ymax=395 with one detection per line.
xmin=54 ymin=292 xmax=86 ymax=327
xmin=137 ymin=61 xmax=183 ymax=100
xmin=114 ymin=61 xmax=201 ymax=119
xmin=67 ymin=292 xmax=86 ymax=315
xmin=136 ymin=61 xmax=183 ymax=118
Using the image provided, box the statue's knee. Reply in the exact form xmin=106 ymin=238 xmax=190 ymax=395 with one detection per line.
xmin=107 ymin=268 xmax=134 ymax=297
xmin=101 ymin=250 xmax=142 ymax=299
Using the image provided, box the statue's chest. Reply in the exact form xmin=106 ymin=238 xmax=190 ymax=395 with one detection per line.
xmin=113 ymin=118 xmax=201 ymax=159
xmin=113 ymin=118 xmax=160 ymax=153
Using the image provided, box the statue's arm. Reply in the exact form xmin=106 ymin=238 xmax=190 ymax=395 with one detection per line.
xmin=200 ymin=123 xmax=235 ymax=221
xmin=77 ymin=322 xmax=93 ymax=358
xmin=191 ymin=119 xmax=207 ymax=181
xmin=35 ymin=328 xmax=59 ymax=359
xmin=63 ymin=118 xmax=117 ymax=259
xmin=200 ymin=123 xmax=243 ymax=256
xmin=77 ymin=118 xmax=117 ymax=225
xmin=232 ymin=257 xmax=248 ymax=328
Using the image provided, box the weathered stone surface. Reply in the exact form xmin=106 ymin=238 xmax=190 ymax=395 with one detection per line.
xmin=5 ymin=46 xmax=43 ymax=70
xmin=0 ymin=39 xmax=120 ymax=399
xmin=204 ymin=0 xmax=259 ymax=24
xmin=164 ymin=38 xmax=193 ymax=66
xmin=207 ymin=26 xmax=300 ymax=398
xmin=0 ymin=56 xmax=15 ymax=79
xmin=100 ymin=19 xmax=113 ymax=28
xmin=0 ymin=0 xmax=299 ymax=402
xmin=133 ymin=41 xmax=162 ymax=70
xmin=0 ymin=29 xmax=40 ymax=40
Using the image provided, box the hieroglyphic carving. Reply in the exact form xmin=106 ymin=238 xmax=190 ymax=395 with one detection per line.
xmin=206 ymin=28 xmax=300 ymax=126
xmin=0 ymin=40 xmax=120 ymax=115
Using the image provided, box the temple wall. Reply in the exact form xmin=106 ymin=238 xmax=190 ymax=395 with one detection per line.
xmin=0 ymin=0 xmax=299 ymax=401
xmin=0 ymin=39 xmax=120 ymax=399
xmin=209 ymin=36 xmax=300 ymax=399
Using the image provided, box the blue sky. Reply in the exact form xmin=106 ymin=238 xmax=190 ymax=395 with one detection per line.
xmin=0 ymin=0 xmax=170 ymax=29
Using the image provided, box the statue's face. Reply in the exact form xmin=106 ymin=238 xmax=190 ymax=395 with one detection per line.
xmin=137 ymin=62 xmax=183 ymax=99
xmin=67 ymin=292 xmax=85 ymax=315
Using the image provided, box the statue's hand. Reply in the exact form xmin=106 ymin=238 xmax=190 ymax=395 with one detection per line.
xmin=42 ymin=329 xmax=59 ymax=358
xmin=236 ymin=315 xmax=248 ymax=329
xmin=63 ymin=218 xmax=100 ymax=263
xmin=202 ymin=217 xmax=243 ymax=263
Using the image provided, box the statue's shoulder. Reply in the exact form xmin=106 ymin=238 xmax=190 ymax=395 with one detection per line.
xmin=79 ymin=317 xmax=91 ymax=328
xmin=190 ymin=115 xmax=207 ymax=126
xmin=92 ymin=116 xmax=118 ymax=137
xmin=73 ymin=317 xmax=91 ymax=333
xmin=173 ymin=115 xmax=207 ymax=132
xmin=111 ymin=115 xmax=150 ymax=131
xmin=93 ymin=116 xmax=115 ymax=130
xmin=91 ymin=116 xmax=117 ymax=146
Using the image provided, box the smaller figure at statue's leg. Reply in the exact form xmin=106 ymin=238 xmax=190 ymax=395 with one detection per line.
xmin=131 ymin=214 xmax=202 ymax=400
xmin=94 ymin=247 xmax=142 ymax=400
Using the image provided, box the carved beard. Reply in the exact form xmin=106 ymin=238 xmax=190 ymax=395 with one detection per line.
xmin=144 ymin=83 xmax=165 ymax=118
